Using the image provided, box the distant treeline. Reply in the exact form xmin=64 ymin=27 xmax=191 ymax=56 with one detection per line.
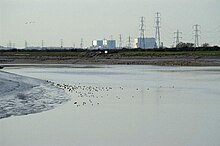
xmin=0 ymin=46 xmax=220 ymax=53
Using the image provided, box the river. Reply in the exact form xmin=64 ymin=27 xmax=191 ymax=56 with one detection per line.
xmin=0 ymin=65 xmax=220 ymax=146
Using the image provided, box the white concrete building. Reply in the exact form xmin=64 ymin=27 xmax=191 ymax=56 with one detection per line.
xmin=134 ymin=38 xmax=156 ymax=49
xmin=92 ymin=39 xmax=116 ymax=49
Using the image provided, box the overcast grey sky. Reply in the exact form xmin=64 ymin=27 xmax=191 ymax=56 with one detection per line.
xmin=0 ymin=0 xmax=220 ymax=48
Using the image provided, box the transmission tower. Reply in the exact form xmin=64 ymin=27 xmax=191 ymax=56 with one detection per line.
xmin=155 ymin=12 xmax=161 ymax=48
xmin=80 ymin=38 xmax=83 ymax=49
xmin=41 ymin=40 xmax=44 ymax=48
xmin=139 ymin=16 xmax=145 ymax=49
xmin=193 ymin=24 xmax=200 ymax=47
xmin=119 ymin=34 xmax=123 ymax=49
xmin=174 ymin=30 xmax=182 ymax=47
xmin=12 ymin=43 xmax=15 ymax=48
xmin=127 ymin=36 xmax=132 ymax=49
xmin=60 ymin=39 xmax=63 ymax=48
xmin=110 ymin=35 xmax=113 ymax=40
xmin=25 ymin=40 xmax=28 ymax=48
xmin=8 ymin=40 xmax=12 ymax=49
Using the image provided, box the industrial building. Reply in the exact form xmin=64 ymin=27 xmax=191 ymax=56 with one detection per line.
xmin=92 ymin=39 xmax=116 ymax=49
xmin=134 ymin=37 xmax=156 ymax=49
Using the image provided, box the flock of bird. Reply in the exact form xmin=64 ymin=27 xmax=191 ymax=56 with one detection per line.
xmin=25 ymin=21 xmax=36 ymax=25
xmin=46 ymin=80 xmax=175 ymax=108
xmin=47 ymin=80 xmax=116 ymax=107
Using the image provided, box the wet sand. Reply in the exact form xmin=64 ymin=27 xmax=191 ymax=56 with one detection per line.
xmin=0 ymin=71 xmax=70 ymax=119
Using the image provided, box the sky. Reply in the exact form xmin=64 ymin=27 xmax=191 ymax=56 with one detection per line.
xmin=0 ymin=0 xmax=220 ymax=48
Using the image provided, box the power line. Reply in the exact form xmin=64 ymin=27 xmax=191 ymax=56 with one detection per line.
xmin=159 ymin=17 xmax=175 ymax=47
xmin=193 ymin=24 xmax=201 ymax=47
xmin=155 ymin=12 xmax=161 ymax=48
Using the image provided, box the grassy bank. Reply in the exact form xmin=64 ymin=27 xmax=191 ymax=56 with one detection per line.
xmin=1 ymin=50 xmax=220 ymax=66
xmin=1 ymin=46 xmax=220 ymax=57
xmin=116 ymin=51 xmax=220 ymax=56
xmin=1 ymin=50 xmax=220 ymax=57
xmin=0 ymin=51 xmax=83 ymax=57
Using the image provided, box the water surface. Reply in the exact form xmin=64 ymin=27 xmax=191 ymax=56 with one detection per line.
xmin=1 ymin=65 xmax=220 ymax=146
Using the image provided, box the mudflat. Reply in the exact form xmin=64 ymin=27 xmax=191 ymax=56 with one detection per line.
xmin=0 ymin=54 xmax=220 ymax=66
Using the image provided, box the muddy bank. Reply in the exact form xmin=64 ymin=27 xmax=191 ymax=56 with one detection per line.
xmin=0 ymin=70 xmax=70 ymax=119
xmin=0 ymin=55 xmax=220 ymax=66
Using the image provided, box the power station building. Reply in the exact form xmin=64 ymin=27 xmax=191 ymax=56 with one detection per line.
xmin=92 ymin=39 xmax=116 ymax=49
xmin=134 ymin=37 xmax=156 ymax=49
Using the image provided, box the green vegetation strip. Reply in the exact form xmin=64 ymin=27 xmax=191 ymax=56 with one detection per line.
xmin=0 ymin=52 xmax=83 ymax=57
xmin=117 ymin=51 xmax=220 ymax=56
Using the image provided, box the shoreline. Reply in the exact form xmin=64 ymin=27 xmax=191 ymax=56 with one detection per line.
xmin=0 ymin=70 xmax=70 ymax=119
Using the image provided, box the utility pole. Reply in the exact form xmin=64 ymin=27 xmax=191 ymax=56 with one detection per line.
xmin=80 ymin=38 xmax=83 ymax=49
xmin=127 ymin=36 xmax=132 ymax=49
xmin=139 ymin=16 xmax=145 ymax=49
xmin=174 ymin=30 xmax=182 ymax=47
xmin=119 ymin=34 xmax=122 ymax=49
xmin=193 ymin=24 xmax=200 ymax=48
xmin=155 ymin=12 xmax=161 ymax=48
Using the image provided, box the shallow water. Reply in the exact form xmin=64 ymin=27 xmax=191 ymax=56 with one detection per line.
xmin=1 ymin=65 xmax=220 ymax=146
